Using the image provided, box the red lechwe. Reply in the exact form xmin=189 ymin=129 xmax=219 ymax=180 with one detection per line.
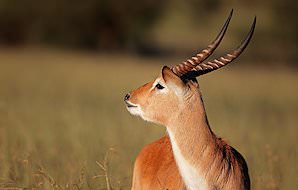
xmin=124 ymin=10 xmax=256 ymax=190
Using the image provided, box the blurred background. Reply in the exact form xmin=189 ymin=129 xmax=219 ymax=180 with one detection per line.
xmin=0 ymin=0 xmax=297 ymax=189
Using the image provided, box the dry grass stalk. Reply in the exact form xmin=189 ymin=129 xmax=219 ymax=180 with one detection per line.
xmin=93 ymin=148 xmax=116 ymax=190
xmin=35 ymin=168 xmax=63 ymax=190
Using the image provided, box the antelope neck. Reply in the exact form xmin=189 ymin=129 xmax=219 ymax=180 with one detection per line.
xmin=166 ymin=97 xmax=217 ymax=189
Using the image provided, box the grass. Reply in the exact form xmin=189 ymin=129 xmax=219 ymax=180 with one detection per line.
xmin=0 ymin=48 xmax=297 ymax=190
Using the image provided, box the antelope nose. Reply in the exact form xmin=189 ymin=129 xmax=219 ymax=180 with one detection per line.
xmin=124 ymin=93 xmax=130 ymax=101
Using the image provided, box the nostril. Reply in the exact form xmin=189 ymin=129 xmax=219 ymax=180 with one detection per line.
xmin=124 ymin=93 xmax=130 ymax=101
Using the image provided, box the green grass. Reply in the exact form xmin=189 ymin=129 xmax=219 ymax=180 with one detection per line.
xmin=0 ymin=48 xmax=297 ymax=190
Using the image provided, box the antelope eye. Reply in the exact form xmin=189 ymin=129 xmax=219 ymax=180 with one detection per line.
xmin=155 ymin=83 xmax=164 ymax=90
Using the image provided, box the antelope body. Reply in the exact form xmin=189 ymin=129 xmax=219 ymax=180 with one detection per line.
xmin=125 ymin=11 xmax=255 ymax=190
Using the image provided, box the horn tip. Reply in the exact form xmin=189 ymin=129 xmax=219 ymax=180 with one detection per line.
xmin=250 ymin=16 xmax=257 ymax=34
xmin=227 ymin=9 xmax=234 ymax=20
xmin=253 ymin=16 xmax=257 ymax=24
xmin=230 ymin=9 xmax=234 ymax=16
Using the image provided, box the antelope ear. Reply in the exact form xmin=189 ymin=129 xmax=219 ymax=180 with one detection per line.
xmin=161 ymin=66 xmax=186 ymax=94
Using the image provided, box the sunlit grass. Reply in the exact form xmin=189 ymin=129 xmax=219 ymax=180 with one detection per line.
xmin=0 ymin=48 xmax=297 ymax=189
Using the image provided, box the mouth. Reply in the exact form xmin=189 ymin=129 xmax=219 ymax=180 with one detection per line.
xmin=124 ymin=100 xmax=144 ymax=118
xmin=125 ymin=101 xmax=138 ymax=108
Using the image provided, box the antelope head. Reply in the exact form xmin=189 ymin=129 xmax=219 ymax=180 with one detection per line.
xmin=124 ymin=10 xmax=256 ymax=127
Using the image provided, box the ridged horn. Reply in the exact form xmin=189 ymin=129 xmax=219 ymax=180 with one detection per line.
xmin=182 ymin=16 xmax=256 ymax=79
xmin=171 ymin=9 xmax=233 ymax=77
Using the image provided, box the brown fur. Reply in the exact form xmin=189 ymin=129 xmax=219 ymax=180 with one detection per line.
xmin=132 ymin=135 xmax=184 ymax=190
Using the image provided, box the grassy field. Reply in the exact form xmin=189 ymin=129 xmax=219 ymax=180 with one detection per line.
xmin=0 ymin=48 xmax=297 ymax=190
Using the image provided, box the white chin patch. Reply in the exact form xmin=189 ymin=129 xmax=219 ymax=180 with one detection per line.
xmin=126 ymin=103 xmax=151 ymax=122
xmin=127 ymin=106 xmax=143 ymax=117
xmin=125 ymin=101 xmax=143 ymax=116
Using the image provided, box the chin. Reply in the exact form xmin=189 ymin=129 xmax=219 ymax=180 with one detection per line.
xmin=127 ymin=106 xmax=153 ymax=123
xmin=127 ymin=106 xmax=142 ymax=116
